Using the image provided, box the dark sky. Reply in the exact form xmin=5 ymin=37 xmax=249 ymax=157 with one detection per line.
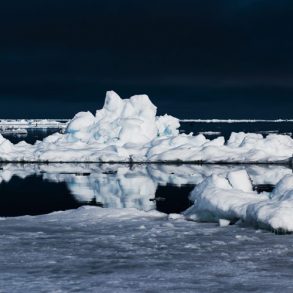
xmin=1 ymin=0 xmax=293 ymax=118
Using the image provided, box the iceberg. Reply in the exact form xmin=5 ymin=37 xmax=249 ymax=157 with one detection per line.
xmin=0 ymin=91 xmax=293 ymax=163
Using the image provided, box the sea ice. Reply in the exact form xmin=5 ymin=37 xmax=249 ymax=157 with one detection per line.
xmin=1 ymin=204 xmax=293 ymax=292
xmin=185 ymin=170 xmax=293 ymax=232
xmin=1 ymin=164 xmax=293 ymax=291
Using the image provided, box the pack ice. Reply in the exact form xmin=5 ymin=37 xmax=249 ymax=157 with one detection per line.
xmin=0 ymin=91 xmax=293 ymax=162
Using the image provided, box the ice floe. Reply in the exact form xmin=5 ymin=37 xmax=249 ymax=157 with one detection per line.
xmin=185 ymin=170 xmax=293 ymax=232
xmin=2 ymin=198 xmax=293 ymax=292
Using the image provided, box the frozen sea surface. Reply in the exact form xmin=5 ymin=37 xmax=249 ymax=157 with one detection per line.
xmin=0 ymin=164 xmax=293 ymax=292
xmin=0 ymin=206 xmax=293 ymax=292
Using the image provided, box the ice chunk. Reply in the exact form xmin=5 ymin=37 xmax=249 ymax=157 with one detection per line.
xmin=270 ymin=174 xmax=293 ymax=199
xmin=219 ymin=219 xmax=230 ymax=227
xmin=168 ymin=213 xmax=185 ymax=220
xmin=185 ymin=171 xmax=293 ymax=232
xmin=185 ymin=173 xmax=262 ymax=223
xmin=66 ymin=111 xmax=95 ymax=134
xmin=227 ymin=170 xmax=252 ymax=192
xmin=156 ymin=114 xmax=180 ymax=136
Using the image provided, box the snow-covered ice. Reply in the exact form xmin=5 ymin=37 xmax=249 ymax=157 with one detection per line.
xmin=1 ymin=205 xmax=293 ymax=292
xmin=0 ymin=119 xmax=68 ymax=129
xmin=1 ymin=164 xmax=293 ymax=291
xmin=0 ymin=91 xmax=293 ymax=162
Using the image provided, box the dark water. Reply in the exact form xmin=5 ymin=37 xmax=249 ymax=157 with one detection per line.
xmin=181 ymin=121 xmax=293 ymax=140
xmin=155 ymin=184 xmax=194 ymax=214
xmin=0 ymin=175 xmax=81 ymax=217
xmin=2 ymin=128 xmax=62 ymax=144
xmin=0 ymin=168 xmax=277 ymax=217
xmin=0 ymin=162 xmax=290 ymax=218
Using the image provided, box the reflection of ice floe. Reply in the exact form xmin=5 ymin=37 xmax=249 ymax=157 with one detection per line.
xmin=46 ymin=167 xmax=157 ymax=211
xmin=32 ymin=164 xmax=293 ymax=215
xmin=0 ymin=128 xmax=28 ymax=135
xmin=146 ymin=164 xmax=293 ymax=186
xmin=0 ymin=163 xmax=292 ymax=187
xmin=1 ymin=163 xmax=293 ymax=232
xmin=0 ymin=163 xmax=292 ymax=212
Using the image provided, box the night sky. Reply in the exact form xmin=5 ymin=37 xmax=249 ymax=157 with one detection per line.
xmin=1 ymin=0 xmax=293 ymax=118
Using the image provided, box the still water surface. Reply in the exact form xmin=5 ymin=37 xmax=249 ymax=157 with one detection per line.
xmin=0 ymin=162 xmax=290 ymax=217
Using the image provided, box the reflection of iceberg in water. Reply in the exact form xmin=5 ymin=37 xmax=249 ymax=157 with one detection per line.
xmin=0 ymin=163 xmax=292 ymax=212
xmin=58 ymin=168 xmax=157 ymax=211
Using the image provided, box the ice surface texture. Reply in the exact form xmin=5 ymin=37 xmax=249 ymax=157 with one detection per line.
xmin=3 ymin=205 xmax=293 ymax=292
xmin=1 ymin=165 xmax=293 ymax=291
xmin=0 ymin=91 xmax=293 ymax=162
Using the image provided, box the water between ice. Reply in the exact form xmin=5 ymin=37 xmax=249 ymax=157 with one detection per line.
xmin=181 ymin=121 xmax=293 ymax=139
xmin=0 ymin=163 xmax=290 ymax=217
xmin=2 ymin=120 xmax=293 ymax=145
xmin=1 ymin=128 xmax=61 ymax=144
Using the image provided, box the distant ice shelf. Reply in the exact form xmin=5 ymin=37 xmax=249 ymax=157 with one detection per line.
xmin=198 ymin=131 xmax=222 ymax=135
xmin=0 ymin=128 xmax=28 ymax=135
xmin=180 ymin=119 xmax=293 ymax=123
xmin=0 ymin=119 xmax=69 ymax=129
